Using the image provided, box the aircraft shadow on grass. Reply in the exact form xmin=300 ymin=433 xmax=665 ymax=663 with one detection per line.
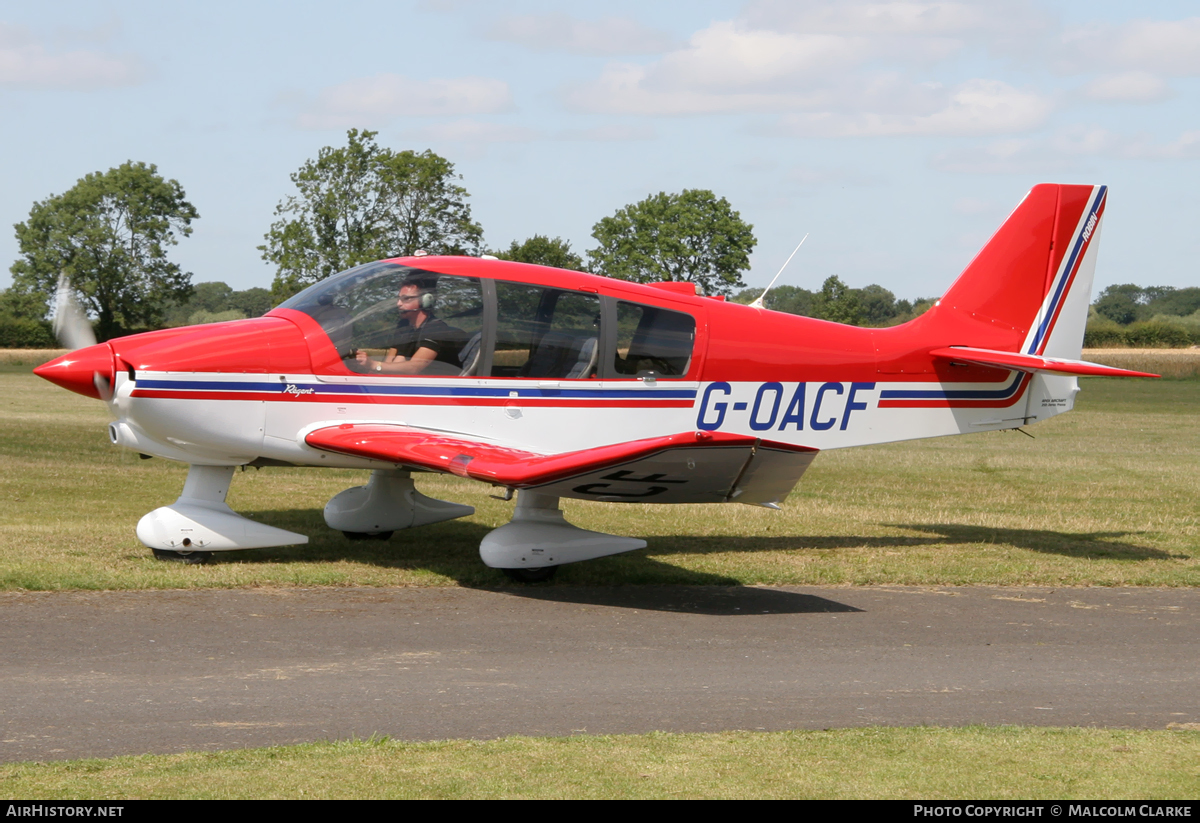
xmin=192 ymin=509 xmax=1178 ymax=613
xmin=200 ymin=509 xmax=862 ymax=614
xmin=646 ymin=524 xmax=1180 ymax=562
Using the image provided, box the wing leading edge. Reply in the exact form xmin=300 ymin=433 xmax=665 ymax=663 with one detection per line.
xmin=305 ymin=424 xmax=818 ymax=507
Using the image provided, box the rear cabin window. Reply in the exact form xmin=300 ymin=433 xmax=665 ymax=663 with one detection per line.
xmin=612 ymin=301 xmax=695 ymax=377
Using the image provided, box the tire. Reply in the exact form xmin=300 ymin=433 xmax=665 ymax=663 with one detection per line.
xmin=342 ymin=531 xmax=394 ymax=541
xmin=501 ymin=566 xmax=558 ymax=583
xmin=151 ymin=549 xmax=213 ymax=565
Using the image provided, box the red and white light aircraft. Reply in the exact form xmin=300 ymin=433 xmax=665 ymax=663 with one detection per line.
xmin=35 ymin=183 xmax=1155 ymax=578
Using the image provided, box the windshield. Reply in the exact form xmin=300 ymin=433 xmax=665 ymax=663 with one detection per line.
xmin=277 ymin=262 xmax=484 ymax=375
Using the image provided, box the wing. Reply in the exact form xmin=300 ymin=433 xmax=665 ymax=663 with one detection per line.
xmin=929 ymin=346 xmax=1158 ymax=378
xmin=305 ymin=424 xmax=818 ymax=507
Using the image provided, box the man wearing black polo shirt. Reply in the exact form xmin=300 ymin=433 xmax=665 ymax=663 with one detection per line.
xmin=355 ymin=280 xmax=460 ymax=375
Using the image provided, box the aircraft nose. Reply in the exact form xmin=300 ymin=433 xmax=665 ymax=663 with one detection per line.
xmin=34 ymin=343 xmax=116 ymax=400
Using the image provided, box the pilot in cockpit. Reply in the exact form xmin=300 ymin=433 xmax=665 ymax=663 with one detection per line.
xmin=355 ymin=277 xmax=463 ymax=375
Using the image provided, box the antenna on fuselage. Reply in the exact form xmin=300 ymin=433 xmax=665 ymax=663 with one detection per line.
xmin=749 ymin=234 xmax=808 ymax=310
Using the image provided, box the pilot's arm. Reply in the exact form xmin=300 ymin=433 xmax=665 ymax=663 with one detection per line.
xmin=356 ymin=347 xmax=437 ymax=374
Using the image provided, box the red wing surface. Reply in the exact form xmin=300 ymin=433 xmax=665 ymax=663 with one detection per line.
xmin=305 ymin=425 xmax=817 ymax=505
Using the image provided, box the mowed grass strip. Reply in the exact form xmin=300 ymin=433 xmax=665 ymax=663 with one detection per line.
xmin=1 ymin=369 xmax=1196 ymax=590
xmin=2 ymin=727 xmax=1197 ymax=800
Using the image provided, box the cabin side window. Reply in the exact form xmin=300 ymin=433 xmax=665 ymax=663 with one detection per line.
xmin=611 ymin=301 xmax=695 ymax=378
xmin=491 ymin=283 xmax=601 ymax=379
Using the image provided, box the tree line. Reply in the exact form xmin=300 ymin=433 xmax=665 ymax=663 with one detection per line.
xmin=4 ymin=129 xmax=1193 ymax=347
xmin=1085 ymin=283 xmax=1200 ymax=347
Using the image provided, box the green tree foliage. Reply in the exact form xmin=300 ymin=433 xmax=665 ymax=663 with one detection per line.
xmin=9 ymin=161 xmax=197 ymax=341
xmin=0 ymin=289 xmax=56 ymax=347
xmin=587 ymin=189 xmax=756 ymax=296
xmin=0 ymin=287 xmax=51 ymax=321
xmin=1093 ymin=284 xmax=1200 ymax=326
xmin=165 ymin=282 xmax=275 ymax=327
xmin=261 ymin=129 xmax=484 ymax=301
xmin=856 ymin=284 xmax=898 ymax=325
xmin=811 ymin=276 xmax=862 ymax=325
xmin=1093 ymin=283 xmax=1143 ymax=325
xmin=732 ymin=285 xmax=817 ymax=316
xmin=1146 ymin=287 xmax=1200 ymax=318
xmin=230 ymin=286 xmax=273 ymax=318
xmin=493 ymin=235 xmax=584 ymax=270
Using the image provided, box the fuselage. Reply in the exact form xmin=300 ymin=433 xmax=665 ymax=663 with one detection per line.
xmin=45 ymin=256 xmax=1073 ymax=480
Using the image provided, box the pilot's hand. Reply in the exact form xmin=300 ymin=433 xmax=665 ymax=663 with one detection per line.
xmin=355 ymin=350 xmax=369 ymax=365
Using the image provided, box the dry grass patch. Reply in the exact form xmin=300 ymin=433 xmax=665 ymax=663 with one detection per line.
xmin=1083 ymin=348 xmax=1200 ymax=379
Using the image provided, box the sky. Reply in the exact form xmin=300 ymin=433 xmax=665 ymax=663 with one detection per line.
xmin=2 ymin=0 xmax=1198 ymax=301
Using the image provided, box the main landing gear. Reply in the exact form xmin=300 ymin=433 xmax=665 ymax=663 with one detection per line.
xmin=481 ymin=491 xmax=646 ymax=582
xmin=151 ymin=548 xmax=213 ymax=565
xmin=501 ymin=566 xmax=559 ymax=583
xmin=323 ymin=469 xmax=474 ymax=538
xmin=138 ymin=469 xmax=650 ymax=581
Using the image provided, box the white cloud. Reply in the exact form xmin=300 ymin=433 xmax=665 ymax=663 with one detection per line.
xmin=774 ymin=79 xmax=1052 ymax=137
xmin=297 ymin=74 xmax=514 ymax=129
xmin=932 ymin=126 xmax=1200 ymax=173
xmin=743 ymin=0 xmax=1046 ymax=37
xmin=1082 ymin=71 xmax=1170 ymax=103
xmin=564 ymin=22 xmax=872 ymax=115
xmin=1062 ymin=18 xmax=1200 ymax=76
xmin=647 ymin=22 xmax=868 ymax=92
xmin=931 ymin=137 xmax=1066 ymax=174
xmin=742 ymin=0 xmax=1054 ymax=61
xmin=486 ymin=14 xmax=674 ymax=55
xmin=404 ymin=119 xmax=539 ymax=143
xmin=1106 ymin=18 xmax=1200 ymax=75
xmin=0 ymin=22 xmax=141 ymax=89
xmin=565 ymin=17 xmax=1050 ymax=137
xmin=1126 ymin=130 xmax=1200 ymax=160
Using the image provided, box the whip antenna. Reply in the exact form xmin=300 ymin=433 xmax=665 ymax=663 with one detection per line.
xmin=749 ymin=234 xmax=808 ymax=309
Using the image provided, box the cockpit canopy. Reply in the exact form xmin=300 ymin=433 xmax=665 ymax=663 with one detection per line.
xmin=278 ymin=261 xmax=698 ymax=379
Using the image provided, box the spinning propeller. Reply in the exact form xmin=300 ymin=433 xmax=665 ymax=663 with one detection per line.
xmin=33 ymin=274 xmax=115 ymax=402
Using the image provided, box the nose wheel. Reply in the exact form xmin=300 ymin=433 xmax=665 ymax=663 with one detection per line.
xmin=151 ymin=548 xmax=213 ymax=565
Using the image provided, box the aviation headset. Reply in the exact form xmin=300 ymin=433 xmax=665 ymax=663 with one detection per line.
xmin=400 ymin=278 xmax=437 ymax=312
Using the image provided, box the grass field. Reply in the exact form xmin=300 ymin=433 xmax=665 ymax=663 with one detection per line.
xmin=2 ymin=727 xmax=1197 ymax=799
xmin=1 ymin=353 xmax=1196 ymax=590
xmin=3 ymin=350 xmax=1197 ymax=799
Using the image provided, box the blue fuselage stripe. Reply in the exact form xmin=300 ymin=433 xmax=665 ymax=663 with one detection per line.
xmin=135 ymin=379 xmax=698 ymax=400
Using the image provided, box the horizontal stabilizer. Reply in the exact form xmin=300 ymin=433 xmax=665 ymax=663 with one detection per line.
xmin=929 ymin=346 xmax=1158 ymax=378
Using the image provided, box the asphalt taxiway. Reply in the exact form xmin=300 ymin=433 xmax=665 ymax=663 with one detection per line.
xmin=1 ymin=585 xmax=1196 ymax=762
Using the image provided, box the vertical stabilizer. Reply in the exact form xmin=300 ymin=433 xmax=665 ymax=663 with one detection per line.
xmin=921 ymin=184 xmax=1107 ymax=358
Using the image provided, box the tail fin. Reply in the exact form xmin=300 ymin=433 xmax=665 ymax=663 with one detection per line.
xmin=927 ymin=183 xmax=1106 ymax=360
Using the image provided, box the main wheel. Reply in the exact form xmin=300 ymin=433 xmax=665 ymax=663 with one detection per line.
xmin=342 ymin=531 xmax=394 ymax=541
xmin=502 ymin=566 xmax=558 ymax=583
xmin=151 ymin=549 xmax=213 ymax=565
